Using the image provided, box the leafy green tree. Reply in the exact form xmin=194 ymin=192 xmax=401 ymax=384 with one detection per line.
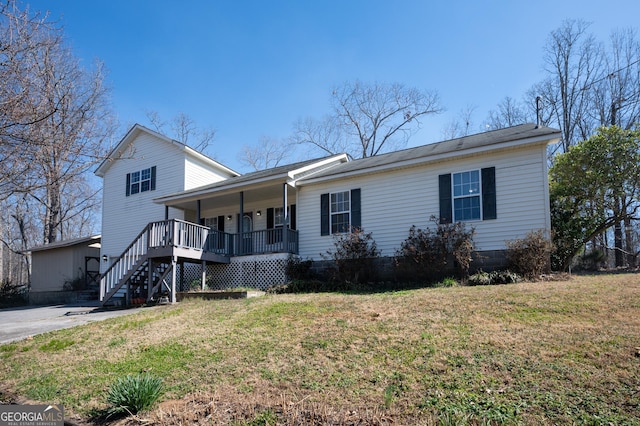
xmin=549 ymin=126 xmax=640 ymax=269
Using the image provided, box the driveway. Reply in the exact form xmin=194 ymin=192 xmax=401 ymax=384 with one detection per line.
xmin=0 ymin=302 xmax=150 ymax=344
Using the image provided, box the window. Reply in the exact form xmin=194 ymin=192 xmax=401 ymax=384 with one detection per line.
xmin=267 ymin=205 xmax=296 ymax=244
xmin=330 ymin=191 xmax=351 ymax=233
xmin=274 ymin=207 xmax=284 ymax=227
xmin=453 ymin=170 xmax=481 ymax=221
xmin=130 ymin=171 xmax=140 ymax=195
xmin=140 ymin=168 xmax=151 ymax=192
xmin=126 ymin=166 xmax=156 ymax=196
xmin=439 ymin=168 xmax=496 ymax=223
xmin=320 ymin=189 xmax=361 ymax=236
xmin=204 ymin=217 xmax=218 ymax=228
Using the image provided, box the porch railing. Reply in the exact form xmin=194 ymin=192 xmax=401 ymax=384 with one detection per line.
xmin=101 ymin=219 xmax=298 ymax=304
xmin=205 ymin=228 xmax=298 ymax=256
xmin=100 ymin=219 xmax=210 ymax=302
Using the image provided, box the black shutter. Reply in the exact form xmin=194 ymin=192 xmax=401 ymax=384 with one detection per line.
xmin=150 ymin=166 xmax=157 ymax=191
xmin=126 ymin=173 xmax=131 ymax=196
xmin=266 ymin=208 xmax=274 ymax=229
xmin=266 ymin=208 xmax=275 ymax=245
xmin=439 ymin=174 xmax=452 ymax=224
xmin=320 ymin=193 xmax=329 ymax=236
xmin=290 ymin=204 xmax=296 ymax=230
xmin=216 ymin=215 xmax=225 ymax=249
xmin=482 ymin=167 xmax=497 ymax=220
xmin=350 ymin=188 xmax=361 ymax=230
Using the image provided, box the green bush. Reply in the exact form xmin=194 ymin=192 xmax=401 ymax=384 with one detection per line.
xmin=395 ymin=220 xmax=475 ymax=283
xmin=106 ymin=373 xmax=163 ymax=416
xmin=506 ymin=230 xmax=554 ymax=279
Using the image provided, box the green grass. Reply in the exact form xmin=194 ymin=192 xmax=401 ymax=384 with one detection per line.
xmin=0 ymin=274 xmax=639 ymax=424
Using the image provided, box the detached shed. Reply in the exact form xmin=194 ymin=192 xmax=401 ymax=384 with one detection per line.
xmin=29 ymin=235 xmax=101 ymax=305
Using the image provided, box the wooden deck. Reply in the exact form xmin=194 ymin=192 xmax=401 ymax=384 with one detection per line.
xmin=100 ymin=219 xmax=298 ymax=306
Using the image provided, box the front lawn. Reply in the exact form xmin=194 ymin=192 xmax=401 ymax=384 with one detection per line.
xmin=1 ymin=273 xmax=639 ymax=425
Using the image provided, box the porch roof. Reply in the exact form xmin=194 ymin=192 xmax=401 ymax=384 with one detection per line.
xmin=154 ymin=154 xmax=348 ymax=209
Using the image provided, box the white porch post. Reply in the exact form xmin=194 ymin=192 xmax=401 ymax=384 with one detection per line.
xmin=171 ymin=256 xmax=177 ymax=304
xmin=239 ymin=191 xmax=244 ymax=255
xmin=283 ymin=183 xmax=288 ymax=250
xmin=201 ymin=260 xmax=206 ymax=291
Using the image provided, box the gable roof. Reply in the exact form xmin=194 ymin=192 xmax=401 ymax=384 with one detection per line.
xmin=154 ymin=154 xmax=348 ymax=204
xmin=296 ymin=124 xmax=561 ymax=184
xmin=95 ymin=124 xmax=240 ymax=178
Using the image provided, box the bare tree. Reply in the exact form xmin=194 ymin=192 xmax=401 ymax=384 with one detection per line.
xmin=534 ymin=19 xmax=604 ymax=153
xmin=591 ymin=28 xmax=640 ymax=129
xmin=1 ymin=0 xmax=113 ymax=257
xmin=0 ymin=1 xmax=60 ymax=201
xmin=291 ymin=115 xmax=349 ymax=157
xmin=293 ymin=81 xmax=442 ymax=159
xmin=239 ymin=135 xmax=291 ymax=171
xmin=486 ymin=96 xmax=534 ymax=130
xmin=441 ymin=105 xmax=478 ymax=139
xmin=145 ymin=110 xmax=216 ymax=154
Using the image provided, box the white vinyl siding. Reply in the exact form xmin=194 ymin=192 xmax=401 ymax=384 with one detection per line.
xmin=100 ymin=133 xmax=188 ymax=272
xmin=297 ymin=144 xmax=550 ymax=259
xmin=184 ymin=156 xmax=232 ymax=190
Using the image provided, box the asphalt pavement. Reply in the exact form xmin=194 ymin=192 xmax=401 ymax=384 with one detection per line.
xmin=0 ymin=302 xmax=149 ymax=344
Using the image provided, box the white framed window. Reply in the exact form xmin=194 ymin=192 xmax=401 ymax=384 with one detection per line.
xmin=130 ymin=171 xmax=141 ymax=195
xmin=453 ymin=170 xmax=481 ymax=221
xmin=126 ymin=166 xmax=156 ymax=196
xmin=204 ymin=217 xmax=218 ymax=228
xmin=330 ymin=191 xmax=351 ymax=233
xmin=274 ymin=207 xmax=284 ymax=227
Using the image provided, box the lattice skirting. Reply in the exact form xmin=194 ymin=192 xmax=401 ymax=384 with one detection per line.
xmin=176 ymin=253 xmax=292 ymax=291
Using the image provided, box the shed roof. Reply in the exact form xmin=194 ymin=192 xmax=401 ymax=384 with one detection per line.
xmin=29 ymin=235 xmax=101 ymax=253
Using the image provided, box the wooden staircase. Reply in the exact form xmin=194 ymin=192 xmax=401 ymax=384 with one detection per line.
xmin=100 ymin=219 xmax=229 ymax=306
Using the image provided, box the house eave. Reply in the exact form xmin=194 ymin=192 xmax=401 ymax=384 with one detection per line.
xmin=297 ymin=132 xmax=560 ymax=186
xmin=95 ymin=124 xmax=240 ymax=178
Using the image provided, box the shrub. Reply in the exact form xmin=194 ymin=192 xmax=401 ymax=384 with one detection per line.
xmin=324 ymin=228 xmax=380 ymax=285
xmin=63 ymin=276 xmax=87 ymax=291
xmin=0 ymin=280 xmax=27 ymax=308
xmin=436 ymin=277 xmax=459 ymax=288
xmin=106 ymin=373 xmax=163 ymax=416
xmin=468 ymin=270 xmax=522 ymax=286
xmin=285 ymin=255 xmax=314 ymax=281
xmin=505 ymin=230 xmax=554 ymax=279
xmin=395 ymin=219 xmax=475 ymax=283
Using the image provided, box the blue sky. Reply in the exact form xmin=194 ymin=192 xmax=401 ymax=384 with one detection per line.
xmin=25 ymin=0 xmax=640 ymax=172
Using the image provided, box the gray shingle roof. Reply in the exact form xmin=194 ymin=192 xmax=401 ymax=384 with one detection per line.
xmin=298 ymin=123 xmax=560 ymax=181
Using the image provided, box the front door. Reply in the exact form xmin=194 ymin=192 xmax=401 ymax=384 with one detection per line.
xmin=241 ymin=213 xmax=253 ymax=254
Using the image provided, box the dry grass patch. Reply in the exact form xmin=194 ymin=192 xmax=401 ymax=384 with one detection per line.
xmin=1 ymin=273 xmax=639 ymax=424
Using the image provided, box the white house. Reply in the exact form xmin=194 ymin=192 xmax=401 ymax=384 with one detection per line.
xmin=97 ymin=123 xmax=561 ymax=306
xmin=94 ymin=124 xmax=239 ymax=273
